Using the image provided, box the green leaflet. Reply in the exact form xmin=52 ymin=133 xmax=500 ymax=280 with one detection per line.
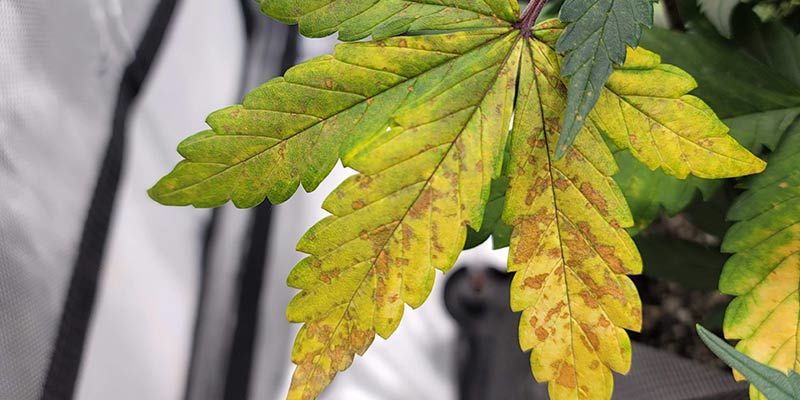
xmin=260 ymin=0 xmax=519 ymax=40
xmin=148 ymin=29 xmax=511 ymax=207
xmin=285 ymin=30 xmax=522 ymax=400
xmin=613 ymin=149 xmax=718 ymax=233
xmin=554 ymin=0 xmax=654 ymax=158
xmin=697 ymin=325 xmax=799 ymax=400
xmin=720 ymin=124 xmax=800 ymax=400
xmin=636 ymin=236 xmax=727 ymax=291
xmin=733 ymin=12 xmax=800 ymax=90
xmin=464 ymin=176 xmax=512 ymax=249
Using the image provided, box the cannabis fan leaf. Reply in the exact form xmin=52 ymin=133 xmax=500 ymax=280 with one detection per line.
xmin=149 ymin=4 xmax=767 ymax=400
xmin=720 ymin=125 xmax=800 ymax=400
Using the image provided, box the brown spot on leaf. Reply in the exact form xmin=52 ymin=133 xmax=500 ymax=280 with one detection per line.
xmin=579 ymin=182 xmax=609 ymax=216
xmin=581 ymin=322 xmax=600 ymax=349
xmin=578 ymin=271 xmax=625 ymax=304
xmin=528 ymin=136 xmax=547 ymax=148
xmin=524 ymin=274 xmax=548 ymax=289
xmin=401 ymin=224 xmax=413 ymax=250
xmin=409 ymin=189 xmax=432 ymax=219
xmin=578 ymin=290 xmax=600 ymax=309
xmin=536 ymin=327 xmax=549 ymax=340
xmin=556 ymin=364 xmax=577 ymax=388
xmin=545 ymin=301 xmax=567 ymax=323
xmin=358 ymin=175 xmax=373 ymax=189
xmin=512 ymin=213 xmax=551 ymax=264
xmin=319 ymin=269 xmax=340 ymax=284
xmin=554 ymin=178 xmax=569 ymax=191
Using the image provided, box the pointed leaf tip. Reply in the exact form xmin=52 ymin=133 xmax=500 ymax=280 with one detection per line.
xmin=697 ymin=325 xmax=796 ymax=400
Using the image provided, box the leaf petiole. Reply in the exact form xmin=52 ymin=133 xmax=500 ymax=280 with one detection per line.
xmin=516 ymin=0 xmax=549 ymax=38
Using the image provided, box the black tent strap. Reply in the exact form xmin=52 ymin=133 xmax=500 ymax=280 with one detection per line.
xmin=41 ymin=0 xmax=180 ymax=398
xmin=182 ymin=208 xmax=220 ymax=400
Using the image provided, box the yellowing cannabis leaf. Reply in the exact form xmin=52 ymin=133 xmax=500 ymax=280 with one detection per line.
xmin=720 ymin=126 xmax=800 ymax=400
xmin=149 ymin=14 xmax=768 ymax=400
xmin=260 ymin=0 xmax=520 ymax=40
xmin=504 ymin=34 xmax=642 ymax=400
xmin=285 ymin=30 xmax=522 ymax=400
xmin=591 ymin=47 xmax=767 ymax=179
xmin=497 ymin=21 xmax=766 ymax=400
xmin=148 ymin=29 xmax=510 ymax=207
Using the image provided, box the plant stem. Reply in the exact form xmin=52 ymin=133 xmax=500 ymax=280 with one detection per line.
xmin=516 ymin=0 xmax=549 ymax=38
xmin=662 ymin=0 xmax=686 ymax=31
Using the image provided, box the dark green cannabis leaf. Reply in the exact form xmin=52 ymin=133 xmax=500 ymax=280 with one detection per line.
xmin=555 ymin=0 xmax=654 ymax=158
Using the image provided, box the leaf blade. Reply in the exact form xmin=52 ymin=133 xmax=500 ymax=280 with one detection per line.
xmin=697 ymin=325 xmax=796 ymax=400
xmin=719 ymin=124 xmax=800 ymax=400
xmin=591 ymin=46 xmax=766 ymax=179
xmin=285 ymin=31 xmax=523 ymax=399
xmin=554 ymin=0 xmax=654 ymax=158
xmin=148 ymin=29 xmax=511 ymax=208
xmin=260 ymin=0 xmax=520 ymax=40
xmin=505 ymin=38 xmax=642 ymax=400
xmin=640 ymin=25 xmax=800 ymax=154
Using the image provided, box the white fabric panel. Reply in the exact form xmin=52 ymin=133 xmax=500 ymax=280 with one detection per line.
xmin=75 ymin=0 xmax=245 ymax=399
xmin=0 ymin=1 xmax=150 ymax=398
